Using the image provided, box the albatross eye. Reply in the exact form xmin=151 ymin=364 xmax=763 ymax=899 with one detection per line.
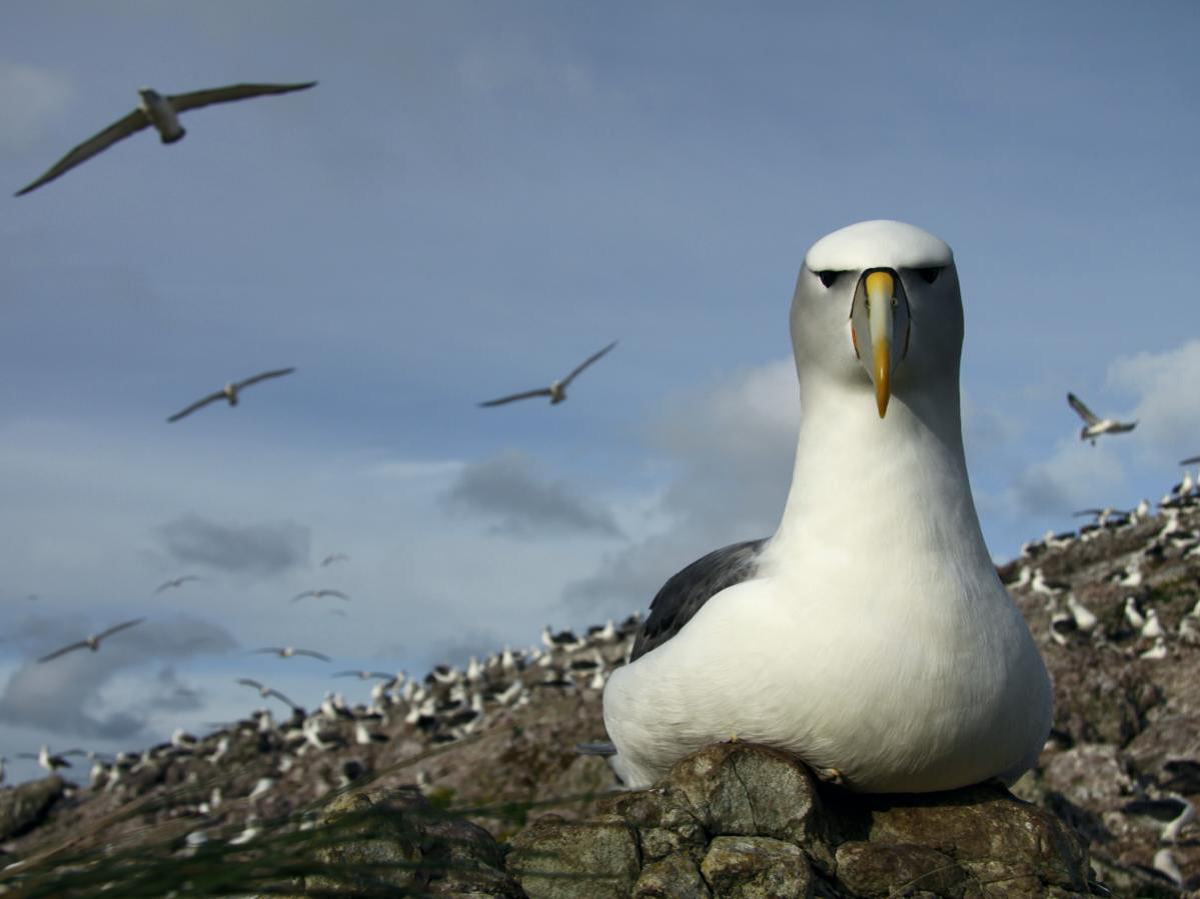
xmin=816 ymin=270 xmax=843 ymax=288
xmin=916 ymin=267 xmax=942 ymax=284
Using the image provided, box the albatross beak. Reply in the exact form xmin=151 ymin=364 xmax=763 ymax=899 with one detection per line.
xmin=865 ymin=271 xmax=895 ymax=417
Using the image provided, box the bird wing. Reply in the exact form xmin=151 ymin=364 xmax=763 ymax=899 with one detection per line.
xmin=96 ymin=618 xmax=145 ymax=642
xmin=560 ymin=340 xmax=618 ymax=387
xmin=295 ymin=649 xmax=331 ymax=661
xmin=332 ymin=670 xmax=360 ymax=678
xmin=37 ymin=641 xmax=89 ymax=663
xmin=1181 ymin=455 xmax=1200 ymax=466
xmin=1072 ymin=509 xmax=1102 ymax=518
xmin=236 ymin=678 xmax=265 ymax=690
xmin=266 ymin=688 xmax=299 ymax=708
xmin=321 ymin=590 xmax=350 ymax=600
xmin=630 ymin=538 xmax=767 ymax=662
xmin=154 ymin=580 xmax=175 ymax=594
xmin=292 ymin=591 xmax=315 ymax=602
xmin=251 ymin=648 xmax=283 ymax=656
xmin=15 ymin=109 xmax=150 ymax=197
xmin=1067 ymin=392 xmax=1101 ymax=425
xmin=235 ymin=367 xmax=296 ymax=390
xmin=167 ymin=389 xmax=227 ymax=422
xmin=167 ymin=82 xmax=318 ymax=113
xmin=478 ymin=387 xmax=553 ymax=407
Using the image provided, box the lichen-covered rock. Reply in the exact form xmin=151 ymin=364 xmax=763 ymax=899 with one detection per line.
xmin=0 ymin=775 xmax=64 ymax=841
xmin=301 ymin=787 xmax=520 ymax=897
xmin=633 ymin=853 xmax=711 ymax=898
xmin=835 ymin=841 xmax=967 ymax=898
xmin=699 ymin=835 xmax=811 ymax=898
xmin=506 ymin=814 xmax=641 ymax=899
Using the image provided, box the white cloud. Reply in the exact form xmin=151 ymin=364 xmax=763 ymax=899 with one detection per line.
xmin=0 ymin=61 xmax=73 ymax=152
xmin=1108 ymin=338 xmax=1200 ymax=465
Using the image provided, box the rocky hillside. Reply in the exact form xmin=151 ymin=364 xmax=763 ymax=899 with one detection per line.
xmin=0 ymin=501 xmax=1197 ymax=896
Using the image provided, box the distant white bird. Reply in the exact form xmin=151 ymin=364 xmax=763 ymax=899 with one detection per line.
xmin=292 ymin=588 xmax=349 ymax=603
xmin=37 ymin=618 xmax=145 ymax=663
xmin=15 ymin=81 xmax=317 ymax=196
xmin=1067 ymin=392 xmax=1137 ymax=444
xmin=1139 ymin=637 xmax=1168 ymax=661
xmin=1065 ymin=595 xmax=1098 ymax=632
xmin=1122 ymin=796 xmax=1196 ymax=843
xmin=235 ymin=678 xmax=300 ymax=711
xmin=1153 ymin=848 xmax=1184 ymax=888
xmin=479 ymin=340 xmax=618 ymax=407
xmin=320 ymin=553 xmax=349 ymax=567
xmin=1141 ymin=608 xmax=1165 ymax=639
xmin=18 ymin=744 xmax=79 ymax=772
xmin=155 ymin=575 xmax=202 ymax=594
xmin=1124 ymin=597 xmax=1147 ymax=630
xmin=252 ymin=646 xmax=331 ymax=662
xmin=167 ymin=367 xmax=296 ymax=422
xmin=334 ymin=669 xmax=393 ymax=681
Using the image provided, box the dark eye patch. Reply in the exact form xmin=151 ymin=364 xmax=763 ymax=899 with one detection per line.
xmin=816 ymin=270 xmax=843 ymax=288
xmin=916 ymin=267 xmax=942 ymax=284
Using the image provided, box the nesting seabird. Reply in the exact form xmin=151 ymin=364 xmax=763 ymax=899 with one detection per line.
xmin=1066 ymin=392 xmax=1137 ymax=445
xmin=252 ymin=646 xmax=331 ymax=662
xmin=15 ymin=81 xmax=317 ymax=196
xmin=602 ymin=221 xmax=1052 ymax=793
xmin=479 ymin=340 xmax=617 ymax=407
xmin=167 ymin=368 xmax=296 ymax=422
xmin=37 ymin=618 xmax=145 ymax=663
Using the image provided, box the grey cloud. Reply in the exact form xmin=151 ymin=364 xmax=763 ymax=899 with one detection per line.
xmin=0 ymin=615 xmax=236 ymax=740
xmin=442 ymin=451 xmax=622 ymax=538
xmin=158 ymin=514 xmax=309 ymax=576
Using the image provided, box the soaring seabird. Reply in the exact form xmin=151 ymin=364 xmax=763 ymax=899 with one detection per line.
xmin=602 ymin=221 xmax=1052 ymax=793
xmin=236 ymin=678 xmax=300 ymax=711
xmin=479 ymin=340 xmax=617 ymax=407
xmin=155 ymin=575 xmax=203 ymax=594
xmin=320 ymin=553 xmax=350 ymax=567
xmin=1066 ymin=392 xmax=1137 ymax=444
xmin=252 ymin=646 xmax=331 ymax=662
xmin=291 ymin=588 xmax=349 ymax=603
xmin=37 ymin=618 xmax=145 ymax=663
xmin=15 ymin=81 xmax=317 ymax=196
xmin=167 ymin=368 xmax=296 ymax=422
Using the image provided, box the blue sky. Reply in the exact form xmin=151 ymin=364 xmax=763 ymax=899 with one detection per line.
xmin=1 ymin=1 xmax=1198 ymax=783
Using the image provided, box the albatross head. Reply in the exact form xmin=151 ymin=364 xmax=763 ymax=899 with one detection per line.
xmin=793 ymin=220 xmax=959 ymax=419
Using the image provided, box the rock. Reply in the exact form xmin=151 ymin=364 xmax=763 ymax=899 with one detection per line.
xmin=0 ymin=776 xmax=64 ymax=841
xmin=700 ymin=836 xmax=811 ymax=898
xmin=300 ymin=787 xmax=520 ymax=897
xmin=633 ymin=853 xmax=711 ymax=898
xmin=506 ymin=814 xmax=641 ymax=899
xmin=835 ymin=841 xmax=966 ymax=898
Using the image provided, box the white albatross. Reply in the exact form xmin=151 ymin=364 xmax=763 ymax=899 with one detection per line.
xmin=167 ymin=368 xmax=296 ymax=422
xmin=37 ymin=618 xmax=146 ymax=663
xmin=602 ymin=220 xmax=1052 ymax=793
xmin=15 ymin=81 xmax=317 ymax=196
xmin=1067 ymin=392 xmax=1137 ymax=445
xmin=479 ymin=341 xmax=617 ymax=407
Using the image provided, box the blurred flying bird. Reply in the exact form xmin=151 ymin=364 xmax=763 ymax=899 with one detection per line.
xmin=155 ymin=575 xmax=203 ymax=594
xmin=320 ymin=553 xmax=349 ymax=567
xmin=292 ymin=588 xmax=349 ymax=603
xmin=1067 ymin=392 xmax=1137 ymax=444
xmin=167 ymin=368 xmax=296 ymax=422
xmin=252 ymin=646 xmax=331 ymax=662
xmin=480 ymin=340 xmax=617 ymax=407
xmin=38 ymin=618 xmax=145 ymax=663
xmin=15 ymin=81 xmax=317 ymax=196
xmin=236 ymin=678 xmax=300 ymax=711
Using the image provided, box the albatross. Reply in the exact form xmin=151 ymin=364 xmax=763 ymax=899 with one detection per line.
xmin=15 ymin=81 xmax=317 ymax=196
xmin=1067 ymin=392 xmax=1137 ymax=444
xmin=479 ymin=341 xmax=617 ymax=407
xmin=602 ymin=220 xmax=1052 ymax=793
xmin=167 ymin=368 xmax=295 ymax=422
xmin=38 ymin=618 xmax=146 ymax=663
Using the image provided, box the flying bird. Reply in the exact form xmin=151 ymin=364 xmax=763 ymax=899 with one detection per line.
xmin=479 ymin=340 xmax=617 ymax=407
xmin=251 ymin=646 xmax=331 ymax=662
xmin=333 ymin=669 xmax=394 ymax=681
xmin=292 ymin=588 xmax=349 ymax=603
xmin=155 ymin=575 xmax=203 ymax=594
xmin=236 ymin=678 xmax=300 ymax=711
xmin=320 ymin=553 xmax=350 ymax=567
xmin=38 ymin=618 xmax=146 ymax=663
xmin=15 ymin=81 xmax=317 ymax=196
xmin=167 ymin=368 xmax=296 ymax=422
xmin=1066 ymin=393 xmax=1137 ymax=445
xmin=602 ymin=221 xmax=1052 ymax=793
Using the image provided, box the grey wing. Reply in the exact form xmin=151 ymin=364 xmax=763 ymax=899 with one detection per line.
xmin=38 ymin=641 xmax=89 ymax=663
xmin=560 ymin=340 xmax=618 ymax=387
xmin=630 ymin=538 xmax=767 ymax=662
xmin=1181 ymin=455 xmax=1200 ymax=466
xmin=15 ymin=109 xmax=149 ymax=196
xmin=235 ymin=367 xmax=296 ymax=390
xmin=97 ymin=618 xmax=145 ymax=641
xmin=479 ymin=387 xmax=553 ymax=407
xmin=167 ymin=389 xmax=227 ymax=422
xmin=1072 ymin=509 xmax=1103 ymax=518
xmin=295 ymin=649 xmax=331 ymax=661
xmin=323 ymin=590 xmax=349 ymax=600
xmin=236 ymin=677 xmax=265 ymax=690
xmin=251 ymin=648 xmax=282 ymax=656
xmin=1067 ymin=393 xmax=1100 ymax=425
xmin=266 ymin=688 xmax=299 ymax=708
xmin=168 ymin=82 xmax=318 ymax=113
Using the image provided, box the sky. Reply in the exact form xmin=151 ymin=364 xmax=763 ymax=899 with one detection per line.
xmin=1 ymin=1 xmax=1199 ymax=784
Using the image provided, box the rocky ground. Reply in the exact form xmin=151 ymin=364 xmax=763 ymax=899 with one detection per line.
xmin=0 ymin=501 xmax=1197 ymax=896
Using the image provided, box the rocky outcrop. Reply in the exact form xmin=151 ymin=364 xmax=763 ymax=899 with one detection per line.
xmin=508 ymin=743 xmax=1097 ymax=898
xmin=0 ymin=776 xmax=64 ymax=842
